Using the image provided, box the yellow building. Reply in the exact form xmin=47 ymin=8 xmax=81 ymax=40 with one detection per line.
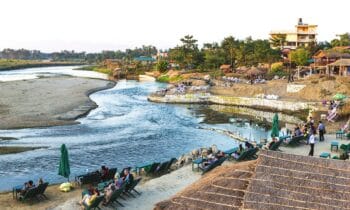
xmin=270 ymin=18 xmax=317 ymax=50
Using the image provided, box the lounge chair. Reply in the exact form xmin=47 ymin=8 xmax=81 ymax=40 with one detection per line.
xmin=269 ymin=139 xmax=283 ymax=151
xmin=105 ymin=186 xmax=126 ymax=207
xmin=223 ymin=147 xmax=238 ymax=156
xmin=84 ymin=195 xmax=104 ymax=210
xmin=104 ymin=168 xmax=117 ymax=181
xmin=235 ymin=147 xmax=259 ymax=161
xmin=36 ymin=182 xmax=49 ymax=200
xmin=286 ymin=135 xmax=306 ymax=146
xmin=155 ymin=161 xmax=170 ymax=175
xmin=125 ymin=177 xmax=142 ymax=197
xmin=200 ymin=157 xmax=227 ymax=175
xmin=76 ymin=172 xmax=101 ymax=186
xmin=165 ymin=158 xmax=177 ymax=172
xmin=145 ymin=162 xmax=160 ymax=176
xmin=19 ymin=187 xmax=38 ymax=201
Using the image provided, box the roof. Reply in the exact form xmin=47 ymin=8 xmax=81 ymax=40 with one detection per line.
xmin=134 ymin=56 xmax=156 ymax=62
xmin=328 ymin=59 xmax=350 ymax=66
xmin=220 ymin=64 xmax=232 ymax=69
xmin=155 ymin=150 xmax=350 ymax=210
xmin=313 ymin=50 xmax=350 ymax=59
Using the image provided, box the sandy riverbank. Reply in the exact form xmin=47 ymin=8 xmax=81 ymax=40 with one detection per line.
xmin=0 ymin=76 xmax=115 ymax=129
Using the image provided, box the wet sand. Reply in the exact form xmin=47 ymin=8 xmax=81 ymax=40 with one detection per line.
xmin=0 ymin=76 xmax=115 ymax=129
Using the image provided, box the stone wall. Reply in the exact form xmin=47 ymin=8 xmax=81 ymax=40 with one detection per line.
xmin=148 ymin=93 xmax=315 ymax=112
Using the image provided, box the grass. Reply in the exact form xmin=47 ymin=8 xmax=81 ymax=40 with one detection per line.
xmin=75 ymin=65 xmax=113 ymax=76
xmin=156 ymin=75 xmax=183 ymax=83
xmin=0 ymin=59 xmax=84 ymax=70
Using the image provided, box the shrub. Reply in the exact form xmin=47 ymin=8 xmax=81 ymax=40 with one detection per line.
xmin=156 ymin=60 xmax=169 ymax=73
xmin=270 ymin=62 xmax=283 ymax=73
xmin=157 ymin=75 xmax=170 ymax=83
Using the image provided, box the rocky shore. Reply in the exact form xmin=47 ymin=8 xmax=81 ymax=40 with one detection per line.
xmin=148 ymin=93 xmax=315 ymax=113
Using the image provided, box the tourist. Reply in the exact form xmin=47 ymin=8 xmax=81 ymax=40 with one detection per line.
xmin=103 ymin=184 xmax=116 ymax=204
xmin=20 ymin=180 xmax=35 ymax=195
xmin=215 ymin=151 xmax=225 ymax=159
xmin=308 ymin=130 xmax=316 ymax=156
xmin=267 ymin=137 xmax=278 ymax=150
xmin=27 ymin=180 xmax=35 ymax=188
xmin=294 ymin=126 xmax=302 ymax=137
xmin=232 ymin=144 xmax=244 ymax=159
xmin=318 ymin=121 xmax=326 ymax=142
xmin=121 ymin=168 xmax=134 ymax=191
xmin=100 ymin=165 xmax=109 ymax=181
xmin=309 ymin=117 xmax=315 ymax=126
xmin=38 ymin=178 xmax=44 ymax=185
xmin=80 ymin=188 xmax=99 ymax=209
xmin=245 ymin=141 xmax=253 ymax=149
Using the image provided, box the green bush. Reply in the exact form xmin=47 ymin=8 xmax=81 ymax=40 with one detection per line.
xmin=157 ymin=75 xmax=170 ymax=83
xmin=156 ymin=60 xmax=169 ymax=73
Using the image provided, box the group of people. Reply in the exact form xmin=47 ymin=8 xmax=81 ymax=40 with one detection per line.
xmin=80 ymin=167 xmax=134 ymax=209
xmin=201 ymin=151 xmax=225 ymax=169
xmin=232 ymin=141 xmax=254 ymax=159
xmin=19 ymin=178 xmax=44 ymax=196
xmin=295 ymin=117 xmax=326 ymax=156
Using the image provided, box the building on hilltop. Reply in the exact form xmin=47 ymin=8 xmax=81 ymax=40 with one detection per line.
xmin=270 ymin=18 xmax=317 ymax=50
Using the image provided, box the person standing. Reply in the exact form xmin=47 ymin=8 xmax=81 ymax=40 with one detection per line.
xmin=308 ymin=130 xmax=316 ymax=156
xmin=318 ymin=121 xmax=326 ymax=142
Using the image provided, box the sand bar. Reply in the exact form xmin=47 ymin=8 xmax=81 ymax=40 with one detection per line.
xmin=0 ymin=76 xmax=115 ymax=129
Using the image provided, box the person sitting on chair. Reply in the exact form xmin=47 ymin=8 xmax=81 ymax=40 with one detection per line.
xmin=100 ymin=165 xmax=109 ymax=181
xmin=80 ymin=188 xmax=99 ymax=209
xmin=121 ymin=168 xmax=134 ymax=191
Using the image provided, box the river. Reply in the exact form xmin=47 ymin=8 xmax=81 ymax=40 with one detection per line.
xmin=0 ymin=66 xmax=269 ymax=191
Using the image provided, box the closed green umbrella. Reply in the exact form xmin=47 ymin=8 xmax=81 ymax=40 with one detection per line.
xmin=271 ymin=113 xmax=279 ymax=138
xmin=58 ymin=144 xmax=70 ymax=181
xmin=333 ymin=93 xmax=346 ymax=101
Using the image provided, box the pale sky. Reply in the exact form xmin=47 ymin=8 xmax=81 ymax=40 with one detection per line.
xmin=1 ymin=0 xmax=348 ymax=52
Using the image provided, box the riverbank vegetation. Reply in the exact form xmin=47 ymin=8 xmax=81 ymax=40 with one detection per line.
xmin=74 ymin=65 xmax=113 ymax=76
xmin=2 ymin=33 xmax=350 ymax=79
xmin=0 ymin=59 xmax=83 ymax=71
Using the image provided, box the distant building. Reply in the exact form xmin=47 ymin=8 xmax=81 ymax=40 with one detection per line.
xmin=270 ymin=18 xmax=317 ymax=50
xmin=134 ymin=56 xmax=156 ymax=62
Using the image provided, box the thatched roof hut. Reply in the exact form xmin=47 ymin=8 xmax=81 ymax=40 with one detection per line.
xmin=155 ymin=150 xmax=350 ymax=210
xmin=328 ymin=58 xmax=350 ymax=66
xmin=236 ymin=66 xmax=249 ymax=74
xmin=246 ymin=67 xmax=264 ymax=76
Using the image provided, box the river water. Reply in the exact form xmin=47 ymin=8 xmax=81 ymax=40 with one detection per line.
xmin=0 ymin=66 xmax=269 ymax=191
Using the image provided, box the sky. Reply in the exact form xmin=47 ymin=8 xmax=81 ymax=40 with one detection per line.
xmin=0 ymin=0 xmax=348 ymax=52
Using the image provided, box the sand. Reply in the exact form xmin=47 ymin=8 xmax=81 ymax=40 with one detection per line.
xmin=53 ymin=165 xmax=201 ymax=210
xmin=280 ymin=134 xmax=350 ymax=158
xmin=0 ymin=183 xmax=82 ymax=210
xmin=0 ymin=76 xmax=115 ymax=129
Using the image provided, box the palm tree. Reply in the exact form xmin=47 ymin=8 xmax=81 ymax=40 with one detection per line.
xmin=270 ymin=34 xmax=287 ymax=49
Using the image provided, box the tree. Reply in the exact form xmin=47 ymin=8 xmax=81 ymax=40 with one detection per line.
xmin=202 ymin=42 xmax=225 ymax=69
xmin=290 ymin=48 xmax=310 ymax=66
xmin=169 ymin=35 xmax=200 ymax=69
xmin=331 ymin=33 xmax=350 ymax=47
xmin=270 ymin=34 xmax=287 ymax=49
xmin=156 ymin=60 xmax=169 ymax=73
xmin=221 ymin=36 xmax=239 ymax=69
